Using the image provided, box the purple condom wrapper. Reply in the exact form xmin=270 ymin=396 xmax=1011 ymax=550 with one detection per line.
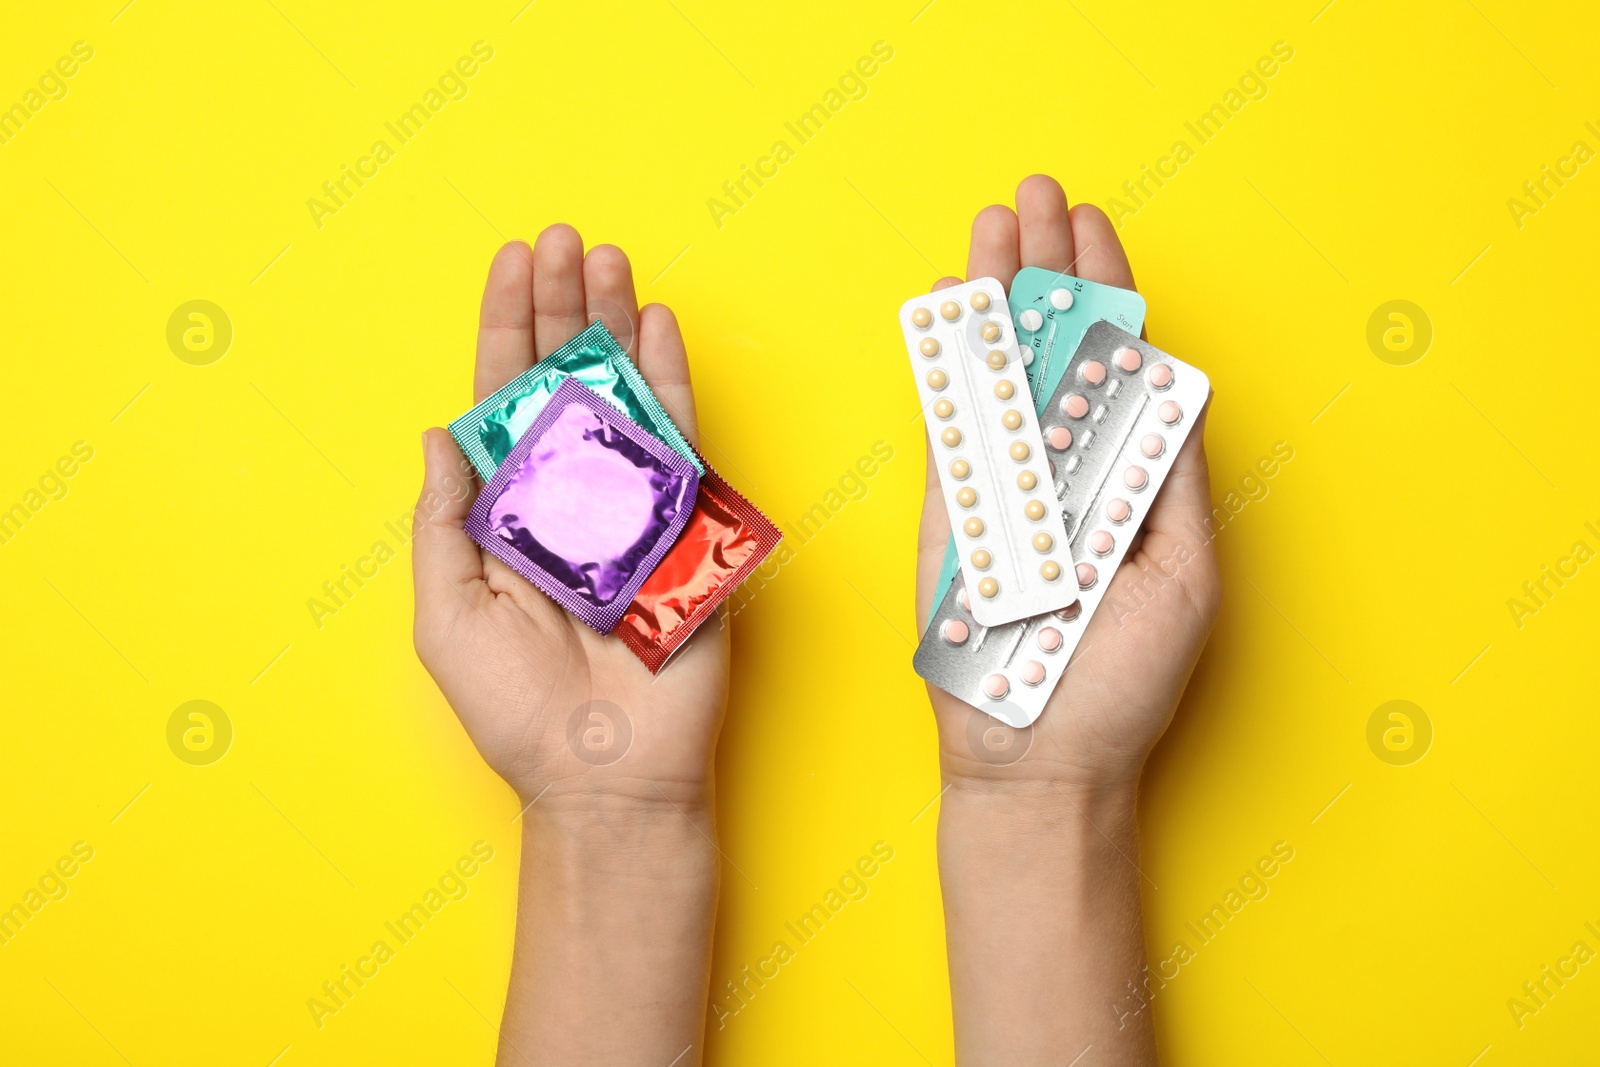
xmin=464 ymin=378 xmax=700 ymax=634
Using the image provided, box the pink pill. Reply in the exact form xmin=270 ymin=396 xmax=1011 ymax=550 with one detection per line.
xmin=1116 ymin=347 xmax=1142 ymax=373
xmin=1140 ymin=433 xmax=1165 ymax=458
xmin=1082 ymin=360 xmax=1107 ymax=385
xmin=1124 ymin=466 xmax=1149 ymax=490
xmin=1056 ymin=601 xmax=1081 ymax=621
xmin=983 ymin=673 xmax=1010 ymax=699
xmin=1047 ymin=426 xmax=1073 ymax=450
xmin=960 ymin=591 xmax=971 ymax=613
xmin=942 ymin=619 xmax=969 ymax=645
xmin=1106 ymin=498 xmax=1131 ymax=524
xmin=1037 ymin=626 xmax=1063 ymax=652
xmin=1147 ymin=364 xmax=1173 ymax=389
xmin=1020 ymin=661 xmax=1046 ymax=686
xmin=1076 ymin=562 xmax=1097 ymax=588
xmin=1063 ymin=394 xmax=1089 ymax=419
xmin=1158 ymin=400 xmax=1182 ymax=425
xmin=1089 ymin=530 xmax=1113 ymax=556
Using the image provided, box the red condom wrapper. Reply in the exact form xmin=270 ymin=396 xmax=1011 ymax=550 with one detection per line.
xmin=615 ymin=459 xmax=781 ymax=673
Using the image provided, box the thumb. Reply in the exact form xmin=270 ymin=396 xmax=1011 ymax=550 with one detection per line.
xmin=413 ymin=428 xmax=485 ymax=621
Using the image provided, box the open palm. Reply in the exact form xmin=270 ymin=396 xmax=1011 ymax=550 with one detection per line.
xmin=916 ymin=177 xmax=1221 ymax=792
xmin=413 ymin=227 xmax=726 ymax=809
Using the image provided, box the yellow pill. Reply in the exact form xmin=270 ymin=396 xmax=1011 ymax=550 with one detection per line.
xmin=978 ymin=577 xmax=999 ymax=598
xmin=1010 ymin=441 xmax=1030 ymax=462
xmin=1032 ymin=530 xmax=1052 ymax=551
xmin=986 ymin=350 xmax=1007 ymax=370
xmin=970 ymin=291 xmax=991 ymax=311
xmin=919 ymin=338 xmax=940 ymax=358
xmin=941 ymin=427 xmax=962 ymax=447
xmin=950 ymin=459 xmax=971 ymax=479
xmin=956 ymin=487 xmax=977 ymax=508
xmin=994 ymin=380 xmax=1015 ymax=400
xmin=1001 ymin=409 xmax=1023 ymax=431
xmin=934 ymin=399 xmax=954 ymax=419
xmin=1027 ymin=502 xmax=1048 ymax=523
xmin=971 ymin=549 xmax=992 ymax=569
xmin=963 ymin=517 xmax=984 ymax=537
xmin=927 ymin=369 xmax=948 ymax=390
xmin=912 ymin=307 xmax=933 ymax=328
xmin=981 ymin=321 xmax=1001 ymax=342
xmin=1040 ymin=561 xmax=1061 ymax=581
xmin=1017 ymin=470 xmax=1037 ymax=491
xmin=941 ymin=300 xmax=961 ymax=321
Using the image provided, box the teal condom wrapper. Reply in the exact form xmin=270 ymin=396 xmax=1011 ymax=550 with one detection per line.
xmin=449 ymin=321 xmax=704 ymax=480
xmin=928 ymin=270 xmax=1146 ymax=624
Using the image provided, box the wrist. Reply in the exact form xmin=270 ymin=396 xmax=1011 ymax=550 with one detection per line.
xmin=932 ymin=693 xmax=1155 ymax=801
xmin=937 ymin=741 xmax=1146 ymax=807
xmin=504 ymin=784 xmax=720 ymax=1064
xmin=935 ymin=751 xmax=1156 ymax=1065
xmin=519 ymin=788 xmax=719 ymax=889
xmin=939 ymin=773 xmax=1139 ymax=842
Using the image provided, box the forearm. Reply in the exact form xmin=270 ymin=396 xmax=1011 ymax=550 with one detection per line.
xmin=938 ymin=781 xmax=1156 ymax=1066
xmin=499 ymin=795 xmax=720 ymax=1066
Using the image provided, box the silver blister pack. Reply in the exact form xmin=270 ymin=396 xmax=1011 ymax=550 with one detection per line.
xmin=914 ymin=321 xmax=1211 ymax=727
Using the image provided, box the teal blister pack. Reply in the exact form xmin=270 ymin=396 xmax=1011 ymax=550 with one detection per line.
xmin=449 ymin=321 xmax=704 ymax=481
xmin=927 ymin=270 xmax=1145 ymax=623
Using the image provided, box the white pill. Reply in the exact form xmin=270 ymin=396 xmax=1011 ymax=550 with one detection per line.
xmin=1049 ymin=288 xmax=1074 ymax=311
xmin=1019 ymin=309 xmax=1043 ymax=331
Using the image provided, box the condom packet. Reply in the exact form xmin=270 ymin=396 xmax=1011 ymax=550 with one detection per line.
xmin=614 ymin=458 xmax=782 ymax=673
xmin=449 ymin=321 xmax=703 ymax=481
xmin=464 ymin=378 xmax=699 ymax=634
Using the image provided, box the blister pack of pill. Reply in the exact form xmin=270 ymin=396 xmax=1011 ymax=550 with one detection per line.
xmin=901 ymin=278 xmax=1077 ymax=627
xmin=1012 ymin=267 xmax=1147 ymax=419
xmin=914 ymin=322 xmax=1210 ymax=727
xmin=928 ymin=270 xmax=1147 ymax=622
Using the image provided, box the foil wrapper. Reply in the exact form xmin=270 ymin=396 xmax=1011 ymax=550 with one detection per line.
xmin=464 ymin=378 xmax=698 ymax=634
xmin=449 ymin=321 xmax=703 ymax=481
xmin=615 ymin=460 xmax=782 ymax=673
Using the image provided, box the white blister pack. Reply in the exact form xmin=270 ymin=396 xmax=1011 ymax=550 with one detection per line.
xmin=901 ymin=277 xmax=1077 ymax=627
xmin=914 ymin=321 xmax=1210 ymax=727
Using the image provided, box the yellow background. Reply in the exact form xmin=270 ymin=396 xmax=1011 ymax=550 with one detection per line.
xmin=3 ymin=0 xmax=1596 ymax=1062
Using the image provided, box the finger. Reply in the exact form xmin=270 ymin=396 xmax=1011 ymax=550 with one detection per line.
xmin=1066 ymin=203 xmax=1137 ymax=291
xmin=413 ymin=428 xmax=487 ymax=622
xmin=966 ymin=204 xmax=1021 ymax=292
xmin=914 ymin=275 xmax=964 ymax=630
xmin=532 ymin=223 xmax=588 ymax=359
xmin=582 ymin=244 xmax=641 ymax=360
xmin=636 ymin=303 xmax=699 ymax=446
xmin=1016 ymin=175 xmax=1075 ymax=273
xmin=473 ymin=241 xmax=536 ymax=403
